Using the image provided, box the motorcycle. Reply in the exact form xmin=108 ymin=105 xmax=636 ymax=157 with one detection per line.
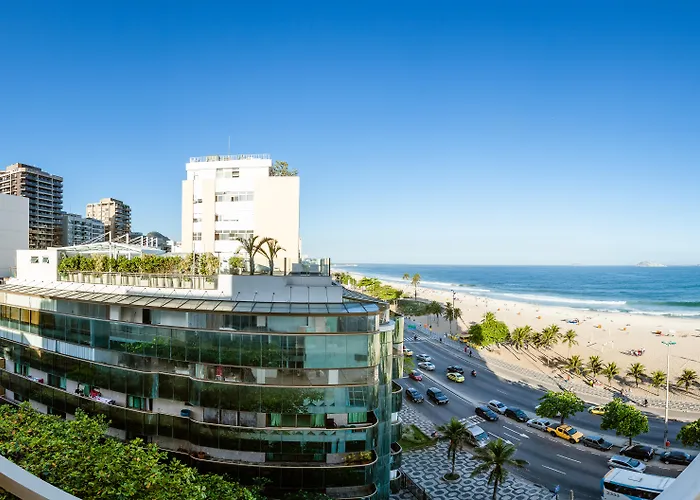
xmin=471 ymin=370 xmax=477 ymax=377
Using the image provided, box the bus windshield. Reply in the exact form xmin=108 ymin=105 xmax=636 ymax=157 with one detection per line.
xmin=602 ymin=469 xmax=674 ymax=500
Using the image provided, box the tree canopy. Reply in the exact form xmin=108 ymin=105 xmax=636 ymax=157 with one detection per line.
xmin=600 ymin=398 xmax=649 ymax=446
xmin=677 ymin=419 xmax=700 ymax=448
xmin=0 ymin=403 xmax=259 ymax=500
xmin=468 ymin=313 xmax=509 ymax=347
xmin=269 ymin=161 xmax=298 ymax=176
xmin=535 ymin=391 xmax=585 ymax=425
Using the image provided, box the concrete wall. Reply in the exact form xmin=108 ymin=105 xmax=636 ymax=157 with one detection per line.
xmin=0 ymin=194 xmax=29 ymax=277
xmin=181 ymin=180 xmax=194 ymax=253
xmin=16 ymin=248 xmax=58 ymax=281
xmin=254 ymin=176 xmax=300 ymax=269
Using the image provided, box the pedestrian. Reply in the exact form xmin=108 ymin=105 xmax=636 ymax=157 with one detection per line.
xmin=464 ymin=346 xmax=468 ymax=353
xmin=468 ymin=349 xmax=472 ymax=357
xmin=439 ymin=338 xmax=443 ymax=343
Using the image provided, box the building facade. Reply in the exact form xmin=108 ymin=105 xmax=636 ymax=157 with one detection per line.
xmin=0 ymin=194 xmax=29 ymax=277
xmin=181 ymin=155 xmax=300 ymax=272
xmin=86 ymin=198 xmax=131 ymax=240
xmin=61 ymin=213 xmax=105 ymax=246
xmin=0 ymin=246 xmax=403 ymax=499
xmin=0 ymin=163 xmax=63 ymax=249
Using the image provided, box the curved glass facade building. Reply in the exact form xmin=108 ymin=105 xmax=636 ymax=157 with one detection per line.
xmin=0 ymin=246 xmax=404 ymax=499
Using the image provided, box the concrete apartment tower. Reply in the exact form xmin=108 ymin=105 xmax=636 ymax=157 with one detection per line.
xmin=61 ymin=213 xmax=105 ymax=246
xmin=0 ymin=163 xmax=63 ymax=249
xmin=86 ymin=198 xmax=131 ymax=240
xmin=181 ymin=154 xmax=300 ymax=272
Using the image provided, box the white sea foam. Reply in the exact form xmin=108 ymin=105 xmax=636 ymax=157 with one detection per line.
xmin=495 ymin=292 xmax=627 ymax=306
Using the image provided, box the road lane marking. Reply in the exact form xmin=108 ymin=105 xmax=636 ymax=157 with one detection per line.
xmin=502 ymin=431 xmax=521 ymax=441
xmin=556 ymin=454 xmax=581 ymax=463
xmin=503 ymin=426 xmax=530 ymax=439
xmin=426 ymin=401 xmax=435 ymax=407
xmin=542 ymin=465 xmax=566 ymax=475
xmin=488 ymin=432 xmax=513 ymax=445
xmin=496 ymin=389 xmax=508 ymax=394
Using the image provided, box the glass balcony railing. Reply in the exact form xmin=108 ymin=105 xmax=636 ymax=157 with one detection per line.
xmin=391 ymin=381 xmax=403 ymax=414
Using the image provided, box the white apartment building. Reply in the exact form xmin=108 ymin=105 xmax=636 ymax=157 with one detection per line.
xmin=0 ymin=193 xmax=29 ymax=277
xmin=61 ymin=213 xmax=105 ymax=246
xmin=181 ymin=154 xmax=300 ymax=271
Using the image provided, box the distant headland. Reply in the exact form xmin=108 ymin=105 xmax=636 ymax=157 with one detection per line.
xmin=636 ymin=261 xmax=667 ymax=268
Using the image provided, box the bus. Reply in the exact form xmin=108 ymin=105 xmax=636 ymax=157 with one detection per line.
xmin=602 ymin=469 xmax=675 ymax=499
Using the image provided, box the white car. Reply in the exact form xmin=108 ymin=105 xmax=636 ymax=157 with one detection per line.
xmin=487 ymin=400 xmax=508 ymax=415
xmin=526 ymin=417 xmax=552 ymax=432
xmin=418 ymin=362 xmax=435 ymax=371
xmin=416 ymin=354 xmax=432 ymax=362
xmin=607 ymin=455 xmax=647 ymax=473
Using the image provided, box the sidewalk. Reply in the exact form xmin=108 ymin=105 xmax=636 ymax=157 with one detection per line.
xmin=392 ymin=405 xmax=552 ymax=500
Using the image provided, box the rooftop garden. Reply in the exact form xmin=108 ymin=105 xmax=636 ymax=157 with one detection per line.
xmin=57 ymin=253 xmax=221 ymax=276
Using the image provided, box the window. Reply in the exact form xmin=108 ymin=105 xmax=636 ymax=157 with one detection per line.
xmin=214 ymin=229 xmax=253 ymax=241
xmin=215 ymin=214 xmax=239 ymax=222
xmin=192 ymin=232 xmax=202 ymax=241
xmin=42 ymin=256 xmax=49 ymax=264
xmin=30 ymin=256 xmax=39 ymax=264
xmin=193 ymin=198 xmax=203 ymax=204
xmin=193 ymin=217 xmax=202 ymax=223
xmin=214 ymin=191 xmax=253 ymax=202
xmin=14 ymin=361 xmax=29 ymax=376
xmin=13 ymin=393 xmax=25 ymax=403
xmin=348 ymin=412 xmax=367 ymax=424
xmin=47 ymin=373 xmax=66 ymax=390
xmin=127 ymin=395 xmax=147 ymax=410
xmin=216 ymin=168 xmax=240 ymax=178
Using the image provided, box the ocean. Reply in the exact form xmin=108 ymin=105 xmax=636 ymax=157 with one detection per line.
xmin=334 ymin=264 xmax=700 ymax=318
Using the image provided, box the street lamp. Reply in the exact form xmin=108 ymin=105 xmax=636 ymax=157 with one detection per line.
xmin=450 ymin=290 xmax=457 ymax=336
xmin=662 ymin=340 xmax=676 ymax=447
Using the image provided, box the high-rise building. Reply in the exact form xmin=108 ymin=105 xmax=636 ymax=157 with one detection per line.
xmin=86 ymin=198 xmax=131 ymax=240
xmin=60 ymin=213 xmax=105 ymax=246
xmin=0 ymin=246 xmax=402 ymax=499
xmin=0 ymin=163 xmax=63 ymax=249
xmin=0 ymin=193 xmax=29 ymax=277
xmin=181 ymin=154 xmax=300 ymax=272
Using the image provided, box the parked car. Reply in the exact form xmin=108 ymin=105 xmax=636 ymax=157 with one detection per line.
xmin=487 ymin=400 xmax=508 ymax=415
xmin=418 ymin=362 xmax=435 ymax=371
xmin=504 ymin=408 xmax=528 ymax=423
xmin=405 ymin=388 xmax=424 ymax=403
xmin=416 ymin=354 xmax=432 ymax=362
xmin=446 ymin=365 xmax=465 ymax=374
xmin=608 ymin=455 xmax=647 ymax=473
xmin=546 ymin=424 xmax=584 ymax=444
xmin=465 ymin=425 xmax=490 ymax=448
xmin=620 ymin=444 xmax=655 ymax=462
xmin=660 ymin=450 xmax=694 ymax=465
xmin=582 ymin=435 xmax=614 ymax=451
xmin=426 ymin=387 xmax=449 ymax=405
xmin=408 ymin=370 xmax=423 ymax=381
xmin=588 ymin=405 xmax=606 ymax=415
xmin=526 ymin=417 xmax=552 ymax=432
xmin=447 ymin=372 xmax=465 ymax=383
xmin=475 ymin=406 xmax=499 ymax=422
xmin=403 ymin=348 xmax=413 ymax=357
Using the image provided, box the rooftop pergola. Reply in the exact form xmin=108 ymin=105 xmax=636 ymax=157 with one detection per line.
xmin=56 ymin=242 xmax=166 ymax=258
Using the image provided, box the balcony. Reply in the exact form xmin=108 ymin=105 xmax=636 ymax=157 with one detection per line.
xmin=390 ymin=442 xmax=402 ymax=470
xmin=326 ymin=484 xmax=378 ymax=500
xmin=391 ymin=380 xmax=403 ymax=414
xmin=390 ymin=419 xmax=403 ymax=443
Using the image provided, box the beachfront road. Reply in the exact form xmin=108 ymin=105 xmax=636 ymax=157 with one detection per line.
xmin=400 ymin=334 xmax=685 ymax=499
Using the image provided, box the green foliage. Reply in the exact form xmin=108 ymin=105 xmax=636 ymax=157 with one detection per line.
xmin=470 ymin=439 xmax=527 ymax=500
xmin=436 ymin=417 xmax=468 ymax=477
xmin=627 ymin=363 xmax=646 ymax=388
xmin=0 ymin=403 xmax=257 ymax=500
xmin=355 ymin=276 xmax=404 ymax=302
xmin=600 ymin=398 xmax=649 ymax=446
xmin=650 ymin=370 xmax=667 ymax=391
xmin=228 ymin=256 xmax=244 ymax=270
xmin=602 ymin=362 xmax=620 ymax=386
xmin=332 ymin=272 xmax=357 ymax=286
xmin=566 ymin=355 xmax=584 ymax=375
xmin=259 ymin=238 xmax=285 ymax=275
xmin=509 ymin=326 xmax=531 ymax=350
xmin=397 ymin=300 xmax=429 ymax=317
xmin=468 ymin=312 xmax=510 ymax=347
xmin=588 ymin=356 xmax=604 ymax=378
xmin=58 ymin=253 xmax=219 ymax=276
xmin=677 ymin=419 xmax=700 ymax=448
xmin=537 ymin=324 xmax=561 ymax=349
xmin=443 ymin=302 xmax=462 ymax=334
xmin=269 ymin=160 xmax=298 ymax=176
xmin=235 ymin=235 xmax=271 ymax=275
xmin=677 ymin=369 xmax=698 ymax=392
xmin=410 ymin=274 xmax=421 ymax=299
xmin=562 ymin=330 xmax=578 ymax=355
xmin=426 ymin=301 xmax=443 ymax=325
xmin=399 ymin=424 xmax=433 ymax=451
xmin=536 ymin=391 xmax=585 ymax=425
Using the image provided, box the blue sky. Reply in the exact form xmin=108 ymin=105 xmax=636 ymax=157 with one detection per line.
xmin=2 ymin=2 xmax=699 ymax=265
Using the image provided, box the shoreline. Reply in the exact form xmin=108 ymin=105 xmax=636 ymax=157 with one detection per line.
xmin=340 ymin=270 xmax=700 ymax=388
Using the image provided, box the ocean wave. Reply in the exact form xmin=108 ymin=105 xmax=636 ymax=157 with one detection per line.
xmin=495 ymin=292 xmax=627 ymax=306
xmin=654 ymin=301 xmax=700 ymax=308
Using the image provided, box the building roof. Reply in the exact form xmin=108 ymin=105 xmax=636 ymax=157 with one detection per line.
xmin=0 ymin=282 xmax=381 ymax=315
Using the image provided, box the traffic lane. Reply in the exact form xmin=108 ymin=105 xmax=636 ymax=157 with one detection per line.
xmin=398 ymin=376 xmax=610 ymax=500
xmin=410 ymin=338 xmax=686 ymax=446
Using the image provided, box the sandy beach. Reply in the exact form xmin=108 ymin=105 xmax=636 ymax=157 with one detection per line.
xmin=345 ymin=272 xmax=700 ymax=400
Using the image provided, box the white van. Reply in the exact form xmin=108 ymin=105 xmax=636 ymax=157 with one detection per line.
xmin=466 ymin=425 xmax=490 ymax=448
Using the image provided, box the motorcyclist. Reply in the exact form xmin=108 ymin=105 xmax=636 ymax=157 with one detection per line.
xmin=471 ymin=370 xmax=476 ymax=377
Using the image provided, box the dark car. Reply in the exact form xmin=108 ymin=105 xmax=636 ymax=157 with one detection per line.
xmin=408 ymin=370 xmax=423 ymax=381
xmin=660 ymin=450 xmax=694 ymax=465
xmin=446 ymin=365 xmax=465 ymax=374
xmin=475 ymin=406 xmax=499 ymax=422
xmin=426 ymin=387 xmax=449 ymax=405
xmin=582 ymin=435 xmax=614 ymax=451
xmin=405 ymin=388 xmax=424 ymax=403
xmin=620 ymin=444 xmax=655 ymax=462
xmin=504 ymin=408 xmax=528 ymax=423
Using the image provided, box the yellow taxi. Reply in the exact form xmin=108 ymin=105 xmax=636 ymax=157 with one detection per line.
xmin=403 ymin=347 xmax=413 ymax=357
xmin=546 ymin=424 xmax=584 ymax=444
xmin=588 ymin=405 xmax=606 ymax=416
xmin=447 ymin=372 xmax=465 ymax=383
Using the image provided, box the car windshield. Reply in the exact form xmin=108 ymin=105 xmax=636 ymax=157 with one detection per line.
xmin=628 ymin=458 xmax=640 ymax=467
xmin=566 ymin=428 xmax=578 ymax=436
xmin=516 ymin=411 xmax=526 ymax=417
xmin=474 ymin=431 xmax=488 ymax=441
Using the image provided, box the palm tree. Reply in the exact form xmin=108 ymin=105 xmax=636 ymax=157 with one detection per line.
xmin=510 ymin=326 xmax=530 ymax=350
xmin=259 ymin=238 xmax=284 ymax=275
xmin=483 ymin=311 xmax=496 ymax=324
xmin=650 ymin=370 xmax=667 ymax=395
xmin=566 ymin=355 xmax=584 ymax=375
xmin=602 ymin=362 xmax=620 ymax=387
xmin=235 ymin=235 xmax=270 ymax=275
xmin=411 ymin=273 xmax=421 ymax=299
xmin=427 ymin=301 xmax=442 ymax=325
xmin=453 ymin=307 xmax=463 ymax=334
xmin=588 ymin=356 xmax=604 ymax=379
xmin=402 ymin=273 xmax=410 ymax=282
xmin=677 ymin=369 xmax=698 ymax=393
xmin=562 ymin=330 xmax=578 ymax=357
xmin=627 ymin=362 xmax=646 ymax=388
xmin=538 ymin=328 xmax=559 ymax=350
xmin=435 ymin=417 xmax=468 ymax=479
xmin=470 ymin=439 xmax=528 ymax=500
xmin=444 ymin=302 xmax=454 ymax=333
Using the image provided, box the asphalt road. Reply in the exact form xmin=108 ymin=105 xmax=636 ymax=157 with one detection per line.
xmin=400 ymin=335 xmax=685 ymax=499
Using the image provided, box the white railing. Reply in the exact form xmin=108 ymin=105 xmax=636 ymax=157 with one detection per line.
xmin=189 ymin=154 xmax=271 ymax=162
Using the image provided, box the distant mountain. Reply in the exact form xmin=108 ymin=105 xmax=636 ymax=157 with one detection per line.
xmin=636 ymin=261 xmax=667 ymax=268
xmin=146 ymin=231 xmax=169 ymax=242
